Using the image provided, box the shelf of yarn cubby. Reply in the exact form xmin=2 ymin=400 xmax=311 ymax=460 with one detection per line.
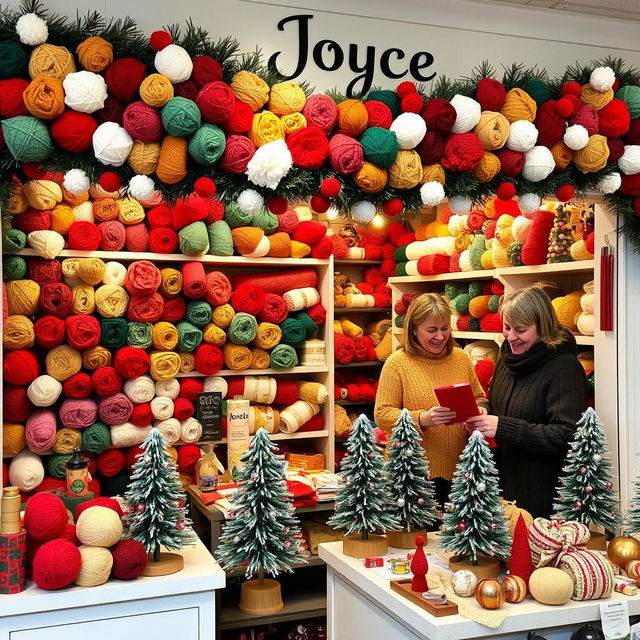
xmin=334 ymin=307 xmax=391 ymax=314
xmin=392 ymin=328 xmax=593 ymax=346
xmin=174 ymin=365 xmax=329 ymax=377
xmin=174 ymin=430 xmax=330 ymax=448
xmin=335 ymin=399 xmax=376 ymax=406
xmin=334 ymin=259 xmax=383 ymax=265
xmin=335 ymin=361 xmax=383 ymax=368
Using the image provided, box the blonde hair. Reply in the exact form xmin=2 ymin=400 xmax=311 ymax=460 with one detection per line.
xmin=500 ymin=286 xmax=565 ymax=347
xmin=401 ymin=292 xmax=452 ymax=357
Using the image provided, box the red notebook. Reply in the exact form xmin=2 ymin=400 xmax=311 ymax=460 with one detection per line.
xmin=434 ymin=383 xmax=481 ymax=424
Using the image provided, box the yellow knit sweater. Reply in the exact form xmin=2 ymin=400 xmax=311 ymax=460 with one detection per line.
xmin=374 ymin=346 xmax=486 ymax=480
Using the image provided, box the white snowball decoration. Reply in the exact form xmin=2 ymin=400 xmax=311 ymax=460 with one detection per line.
xmin=128 ymin=174 xmax=155 ymax=201
xmin=590 ymin=66 xmax=616 ymax=92
xmin=522 ymin=146 xmax=555 ymax=182
xmin=563 ymin=124 xmax=590 ymax=151
xmin=63 ymin=71 xmax=108 ymax=114
xmin=16 ymin=13 xmax=48 ymax=46
xmin=518 ymin=192 xmax=542 ymax=214
xmin=92 ymin=122 xmax=134 ymax=167
xmin=506 ymin=120 xmax=539 ymax=152
xmin=28 ymin=375 xmax=63 ymax=407
xmin=597 ymin=172 xmax=622 ymax=194
xmin=450 ymin=94 xmax=482 ymax=133
xmin=448 ymin=196 xmax=472 ymax=214
xmin=618 ymin=145 xmax=640 ymax=176
xmin=351 ymin=201 xmax=376 ymax=223
xmin=237 ymin=189 xmax=264 ymax=214
xmin=63 ymin=169 xmax=90 ymax=195
xmin=27 ymin=230 xmax=65 ymax=259
xmin=420 ymin=181 xmax=445 ymax=206
xmin=451 ymin=570 xmax=478 ymax=597
xmin=246 ymin=139 xmax=292 ymax=189
xmin=154 ymin=44 xmax=193 ymax=84
xmin=390 ymin=112 xmax=427 ymax=149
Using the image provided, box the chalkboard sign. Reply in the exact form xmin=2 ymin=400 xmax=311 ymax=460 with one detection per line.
xmin=197 ymin=391 xmax=222 ymax=441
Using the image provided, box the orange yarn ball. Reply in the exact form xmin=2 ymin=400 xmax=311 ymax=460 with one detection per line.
xmin=266 ymin=232 xmax=292 ymax=257
xmin=337 ymin=99 xmax=369 ymax=136
xmin=93 ymin=198 xmax=119 ymax=221
xmin=473 ymin=152 xmax=501 ymax=182
xmin=550 ymin=141 xmax=574 ymax=169
xmin=500 ymin=88 xmax=537 ymax=123
xmin=76 ymin=36 xmax=114 ymax=73
xmin=354 ymin=162 xmax=387 ymax=193
xmin=139 ymin=73 xmax=174 ymax=108
xmin=421 ymin=163 xmax=446 ymax=185
xmin=388 ymin=150 xmax=422 ymax=189
xmin=156 ymin=135 xmax=188 ymax=184
xmin=580 ymin=84 xmax=614 ymax=110
xmin=231 ymin=70 xmax=270 ymax=112
xmin=574 ymin=134 xmax=610 ymax=173
xmin=23 ymin=75 xmax=65 ymax=120
xmin=231 ymin=227 xmax=264 ymax=255
xmin=29 ymin=44 xmax=76 ymax=80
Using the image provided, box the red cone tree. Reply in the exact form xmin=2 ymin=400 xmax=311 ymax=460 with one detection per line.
xmin=508 ymin=514 xmax=535 ymax=589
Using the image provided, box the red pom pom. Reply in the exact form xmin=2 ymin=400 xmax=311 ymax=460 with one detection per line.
xmin=267 ymin=196 xmax=288 ymax=215
xmin=396 ymin=81 xmax=416 ymax=98
xmin=401 ymin=93 xmax=423 ymax=113
xmin=22 ymin=162 xmax=49 ymax=180
xmin=149 ymin=30 xmax=173 ymax=52
xmin=111 ymin=539 xmax=148 ymax=580
xmin=194 ymin=177 xmax=216 ymax=198
xmin=561 ymin=81 xmax=581 ymax=96
xmin=555 ymin=98 xmax=573 ymax=118
xmin=320 ymin=177 xmax=341 ymax=198
xmin=555 ymin=184 xmax=574 ymax=202
xmin=99 ymin=171 xmax=121 ymax=192
xmin=32 ymin=539 xmax=81 ymax=590
xmin=310 ymin=194 xmax=331 ymax=213
xmin=382 ymin=198 xmax=403 ymax=217
xmin=24 ymin=493 xmax=68 ymax=542
xmin=496 ymin=182 xmax=516 ymax=201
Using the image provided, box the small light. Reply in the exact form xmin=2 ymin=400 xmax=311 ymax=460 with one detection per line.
xmin=326 ymin=206 xmax=339 ymax=220
xmin=372 ymin=214 xmax=384 ymax=227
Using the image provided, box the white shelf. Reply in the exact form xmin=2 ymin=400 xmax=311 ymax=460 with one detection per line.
xmin=496 ymin=260 xmax=595 ymax=276
xmin=335 ymin=307 xmax=391 ymax=314
xmin=575 ymin=334 xmax=595 ymax=346
xmin=453 ymin=331 xmax=503 ymax=341
xmin=208 ymin=430 xmax=329 ymax=445
xmin=389 ymin=269 xmax=494 ymax=284
xmin=334 ymin=259 xmax=383 ymax=265
xmin=175 ymin=365 xmax=329 ymax=377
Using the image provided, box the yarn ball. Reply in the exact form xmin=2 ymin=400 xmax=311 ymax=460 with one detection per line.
xmin=450 ymin=94 xmax=482 ymax=133
xmin=619 ymin=145 xmax=640 ymax=176
xmin=23 ymin=75 xmax=65 ymax=120
xmin=28 ymin=42 xmax=76 ymax=80
xmin=4 ymin=422 xmax=26 ymax=457
xmin=287 ymin=126 xmax=329 ymax=170
xmin=574 ymin=134 xmax=610 ymax=173
xmin=179 ymin=221 xmax=210 ymax=256
xmin=9 ymin=448 xmax=45 ymax=491
xmin=0 ymin=40 xmax=28 ymax=79
xmin=367 ymin=89 xmax=400 ymax=116
xmin=189 ymin=123 xmax=226 ymax=165
xmin=269 ymin=81 xmax=306 ymax=116
xmin=68 ymin=221 xmax=101 ymax=250
xmin=2 ymin=115 xmax=52 ymax=161
xmin=616 ymin=85 xmax=640 ymax=119
xmin=329 ymin=133 xmax=364 ymax=174
xmin=476 ymin=77 xmax=507 ymax=111
xmin=303 ymin=94 xmax=338 ymax=132
xmin=32 ymin=539 xmax=81 ymax=589
xmin=154 ymin=43 xmax=193 ymax=83
xmin=161 ymin=96 xmax=201 ymax=137
xmin=388 ymin=150 xmax=422 ymax=189
xmin=563 ymin=124 xmax=590 ymax=150
xmin=337 ymin=99 xmax=369 ymax=136
xmin=76 ymin=35 xmax=113 ymax=73
xmin=93 ymin=121 xmax=134 ymax=167
xmin=105 ymin=57 xmax=147 ymax=102
xmin=76 ymin=505 xmax=123 ymax=547
xmin=473 ymin=111 xmax=509 ymax=151
xmin=441 ymin=133 xmax=484 ymax=171
xmin=390 ymin=112 xmax=426 ymax=149
xmin=75 ymin=545 xmax=113 ymax=587
xmin=598 ymin=172 xmax=622 ymax=194
xmin=529 ymin=567 xmax=574 ymax=605
xmin=122 ymin=101 xmax=162 ymax=142
xmin=24 ymin=491 xmax=68 ymax=542
xmin=501 ymin=88 xmax=537 ymax=123
xmin=359 ymin=126 xmax=399 ymax=168
xmin=4 ymin=385 xmax=31 ymax=422
xmin=506 ymin=120 xmax=538 ymax=152
xmin=599 ymin=99 xmax=631 ymax=138
xmin=422 ymin=98 xmax=456 ymax=134
xmin=522 ymin=146 xmax=555 ymax=182
xmin=523 ymin=79 xmax=551 ymax=106
xmin=197 ymin=80 xmax=235 ymax=124
xmin=110 ymin=538 xmax=148 ymax=579
xmin=62 ymin=70 xmax=108 ymax=114
xmin=230 ymin=70 xmax=270 ymax=111
xmin=4 ymin=349 xmax=39 ymax=385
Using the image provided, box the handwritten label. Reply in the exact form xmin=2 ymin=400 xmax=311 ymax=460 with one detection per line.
xmin=197 ymin=391 xmax=222 ymax=442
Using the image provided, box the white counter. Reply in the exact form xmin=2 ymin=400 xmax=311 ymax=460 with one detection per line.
xmin=319 ymin=541 xmax=640 ymax=640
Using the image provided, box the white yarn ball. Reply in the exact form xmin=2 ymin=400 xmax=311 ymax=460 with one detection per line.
xmin=63 ymin=169 xmax=90 ymax=195
xmin=518 ymin=192 xmax=542 ymax=214
xmin=123 ymin=375 xmax=156 ymax=404
xmin=420 ymin=181 xmax=445 ymax=206
xmin=151 ymin=396 xmax=174 ymax=421
xmin=204 ymin=376 xmax=228 ymax=397
xmin=405 ymin=260 xmax=419 ymax=276
xmin=590 ymin=66 xmax=616 ymax=92
xmin=506 ymin=120 xmax=539 ymax=152
xmin=351 ymin=201 xmax=376 ymax=223
xmin=9 ymin=449 xmax=44 ymax=492
xmin=63 ymin=71 xmax=108 ymax=114
xmin=180 ymin=417 xmax=203 ymax=443
xmin=246 ymin=234 xmax=271 ymax=258
xmin=563 ymin=124 xmax=589 ymax=151
xmin=72 ymin=201 xmax=94 ymax=222
xmin=450 ymin=94 xmax=482 ymax=133
xmin=28 ymin=375 xmax=63 ymax=407
xmin=522 ymin=146 xmax=555 ymax=182
xmin=154 ymin=44 xmax=193 ymax=84
xmin=110 ymin=423 xmax=151 ymax=448
xmin=93 ymin=122 xmax=134 ymax=167
xmin=459 ymin=249 xmax=472 ymax=271
xmin=618 ymin=145 xmax=640 ymax=176
xmin=237 ymin=189 xmax=264 ymax=214
xmin=155 ymin=379 xmax=181 ymax=400
xmin=154 ymin=418 xmax=181 ymax=445
xmin=27 ymin=230 xmax=65 ymax=259
xmin=448 ymin=196 xmax=472 ymax=214
xmin=16 ymin=13 xmax=48 ymax=46
xmin=129 ymin=174 xmax=155 ymax=201
xmin=246 ymin=139 xmax=292 ymax=189
xmin=597 ymin=172 xmax=622 ymax=194
xmin=390 ymin=112 xmax=427 ymax=149
xmin=103 ymin=261 xmax=127 ymax=286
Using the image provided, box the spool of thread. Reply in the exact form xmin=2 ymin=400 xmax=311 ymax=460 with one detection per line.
xmin=1 ymin=486 xmax=23 ymax=535
xmin=300 ymin=339 xmax=326 ymax=366
xmin=279 ymin=401 xmax=320 ymax=433
xmin=0 ymin=485 xmax=27 ymax=593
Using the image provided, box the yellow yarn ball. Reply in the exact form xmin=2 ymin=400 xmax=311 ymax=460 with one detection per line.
xmin=421 ymin=163 xmax=446 ymax=185
xmin=95 ymin=284 xmax=129 ymax=318
xmin=139 ymin=73 xmax=174 ymax=107
xmin=51 ymin=203 xmax=75 ymax=234
xmin=248 ymin=110 xmax=285 ymax=147
xmin=150 ymin=351 xmax=181 ymax=380
xmin=77 ymin=258 xmax=106 ymax=285
xmin=75 ymin=546 xmax=113 ymax=587
xmin=46 ymin=345 xmax=82 ymax=381
xmin=159 ymin=268 xmax=183 ymax=297
xmin=61 ymin=258 xmax=81 ymax=277
xmin=203 ymin=323 xmax=227 ymax=346
xmin=387 ymin=150 xmax=422 ymax=189
xmin=28 ymin=43 xmax=76 ymax=80
xmin=3 ymin=315 xmax=35 ymax=350
xmin=53 ymin=427 xmax=82 ymax=454
xmin=3 ymin=423 xmax=26 ymax=457
xmin=281 ymin=112 xmax=307 ymax=135
xmin=571 ymin=239 xmax=593 ymax=261
xmin=6 ymin=280 xmax=40 ymax=315
xmin=231 ymin=70 xmax=270 ymax=112
xmin=580 ymin=84 xmax=614 ymax=110
xmin=8 ymin=183 xmax=28 ymax=214
xmin=213 ymin=304 xmax=235 ymax=328
xmin=152 ymin=322 xmax=179 ymax=351
xmin=117 ymin=197 xmax=145 ymax=225
xmin=180 ymin=352 xmax=195 ymax=373
xmin=269 ymin=81 xmax=307 ymax=116
xmin=474 ymin=111 xmax=510 ymax=150
xmin=574 ymin=134 xmax=610 ymax=173
xmin=552 ymin=291 xmax=582 ymax=330
xmin=500 ymin=88 xmax=537 ymax=123
xmin=82 ymin=345 xmax=112 ymax=370
xmin=290 ymin=240 xmax=311 ymax=259
xmin=128 ymin=141 xmax=161 ymax=175
xmin=473 ymin=152 xmax=501 ymax=183
xmin=24 ymin=180 xmax=63 ymax=210
xmin=550 ymin=141 xmax=574 ymax=170
xmin=529 ymin=568 xmax=574 ymax=605
xmin=72 ymin=284 xmax=96 ymax=315
xmin=76 ymin=506 xmax=123 ymax=548
xmin=354 ymin=162 xmax=388 ymax=193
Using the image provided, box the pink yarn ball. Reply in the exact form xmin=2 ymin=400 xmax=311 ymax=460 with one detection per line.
xmin=125 ymin=224 xmax=150 ymax=252
xmin=303 ymin=94 xmax=338 ymax=132
xmin=99 ymin=220 xmax=127 ymax=251
xmin=122 ymin=101 xmax=163 ymax=142
xmin=25 ymin=409 xmax=57 ymax=453
xmin=329 ymin=134 xmax=364 ymax=174
xmin=59 ymin=398 xmax=97 ymax=429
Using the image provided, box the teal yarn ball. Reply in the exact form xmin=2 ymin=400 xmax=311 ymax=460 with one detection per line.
xmin=251 ymin=209 xmax=279 ymax=234
xmin=270 ymin=344 xmax=298 ymax=369
xmin=3 ymin=255 xmax=28 ymax=280
xmin=81 ymin=422 xmax=111 ymax=454
xmin=48 ymin=454 xmax=71 ymax=479
xmin=177 ymin=321 xmax=203 ymax=352
xmin=179 ymin=221 xmax=210 ymax=256
xmin=0 ymin=40 xmax=28 ymax=79
xmin=3 ymin=228 xmax=27 ymax=252
xmin=279 ymin=317 xmax=306 ymax=347
xmin=127 ymin=322 xmax=153 ymax=348
xmin=615 ymin=85 xmax=640 ymax=119
xmin=523 ymin=79 xmax=550 ymax=106
xmin=100 ymin=318 xmax=128 ymax=349
xmin=228 ymin=312 xmax=258 ymax=344
xmin=186 ymin=300 xmax=212 ymax=327
xmin=2 ymin=116 xmax=53 ymax=162
xmin=290 ymin=311 xmax=318 ymax=339
xmin=224 ymin=203 xmax=253 ymax=228
xmin=188 ymin=123 xmax=226 ymax=165
xmin=359 ymin=127 xmax=399 ymax=168
xmin=161 ymin=97 xmax=202 ymax=137
xmin=367 ymin=90 xmax=400 ymax=117
xmin=207 ymin=221 xmax=234 ymax=256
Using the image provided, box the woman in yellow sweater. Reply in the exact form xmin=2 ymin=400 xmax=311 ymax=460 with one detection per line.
xmin=374 ymin=293 xmax=487 ymax=504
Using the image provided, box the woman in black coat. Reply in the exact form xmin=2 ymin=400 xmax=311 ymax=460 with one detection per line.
xmin=465 ymin=286 xmax=588 ymax=518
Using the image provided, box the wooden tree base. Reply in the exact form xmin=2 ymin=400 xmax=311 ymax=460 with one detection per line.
xmin=587 ymin=531 xmax=607 ymax=551
xmin=141 ymin=552 xmax=184 ymax=577
xmin=239 ymin=578 xmax=283 ymax=616
xmin=449 ymin=554 xmax=500 ymax=579
xmin=343 ymin=534 xmax=388 ymax=558
xmin=387 ymin=529 xmax=427 ymax=550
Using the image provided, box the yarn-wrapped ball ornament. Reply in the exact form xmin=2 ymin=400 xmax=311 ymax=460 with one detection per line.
xmin=32 ymin=539 xmax=82 ymax=590
xmin=63 ymin=70 xmax=108 ymax=114
xmin=93 ymin=121 xmax=134 ymax=167
xmin=2 ymin=115 xmax=53 ymax=162
xmin=154 ymin=43 xmax=193 ymax=84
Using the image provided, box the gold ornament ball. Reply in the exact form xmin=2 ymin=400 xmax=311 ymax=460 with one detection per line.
xmin=502 ymin=574 xmax=527 ymax=603
xmin=475 ymin=577 xmax=505 ymax=609
xmin=607 ymin=535 xmax=640 ymax=569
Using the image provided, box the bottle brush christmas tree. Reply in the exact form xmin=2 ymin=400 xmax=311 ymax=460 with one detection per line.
xmin=553 ymin=407 xmax=618 ymax=531
xmin=440 ymin=430 xmax=511 ymax=577
xmin=124 ymin=427 xmax=196 ymax=576
xmin=328 ymin=413 xmax=399 ymax=558
xmin=547 ymin=204 xmax=575 ymax=264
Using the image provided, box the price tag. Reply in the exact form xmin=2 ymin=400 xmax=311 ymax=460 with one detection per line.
xmin=197 ymin=391 xmax=222 ymax=441
xmin=600 ymin=600 xmax=630 ymax=640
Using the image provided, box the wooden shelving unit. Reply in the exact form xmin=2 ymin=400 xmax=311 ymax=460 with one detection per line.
xmin=334 ymin=307 xmax=392 ymax=314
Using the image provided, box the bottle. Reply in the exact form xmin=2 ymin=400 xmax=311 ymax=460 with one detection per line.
xmin=226 ymin=397 xmax=250 ymax=481
xmin=196 ymin=445 xmax=225 ymax=493
xmin=65 ymin=448 xmax=90 ymax=497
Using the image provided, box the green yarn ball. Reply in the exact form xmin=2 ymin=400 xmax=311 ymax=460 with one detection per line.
xmin=177 ymin=321 xmax=203 ymax=352
xmin=224 ymin=203 xmax=253 ymax=228
xmin=488 ymin=294 xmax=501 ymax=313
xmin=469 ymin=318 xmax=481 ymax=332
xmin=523 ymin=79 xmax=550 ymax=106
xmin=468 ymin=236 xmax=486 ymax=271
xmin=507 ymin=241 xmax=523 ymax=266
xmin=359 ymin=127 xmax=399 ymax=168
xmin=290 ymin=311 xmax=318 ymax=339
xmin=444 ymin=283 xmax=463 ymax=300
xmin=394 ymin=313 xmax=405 ymax=328
xmin=48 ymin=454 xmax=71 ymax=479
xmin=179 ymin=221 xmax=210 ymax=256
xmin=0 ymin=40 xmax=28 ymax=79
xmin=367 ymin=90 xmax=400 ymax=117
xmin=395 ymin=261 xmax=408 ymax=276
xmin=161 ymin=97 xmax=202 ymax=137
xmin=393 ymin=245 xmax=407 ymax=262
xmin=452 ymin=293 xmax=472 ymax=314
xmin=100 ymin=318 xmax=128 ymax=349
xmin=251 ymin=209 xmax=279 ymax=234
xmin=127 ymin=322 xmax=153 ymax=348
xmin=2 ymin=228 xmax=27 ymax=252
xmin=2 ymin=116 xmax=53 ymax=162
xmin=189 ymin=123 xmax=226 ymax=165
xmin=279 ymin=317 xmax=306 ymax=347
xmin=270 ymin=343 xmax=298 ymax=369
xmin=615 ymin=85 xmax=640 ymax=119
xmin=81 ymin=422 xmax=111 ymax=454
xmin=228 ymin=312 xmax=258 ymax=344
xmin=3 ymin=255 xmax=27 ymax=280
xmin=207 ymin=221 xmax=234 ymax=256
xmin=186 ymin=300 xmax=212 ymax=327
xmin=468 ymin=281 xmax=484 ymax=298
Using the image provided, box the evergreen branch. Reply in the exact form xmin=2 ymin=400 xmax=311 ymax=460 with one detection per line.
xmin=101 ymin=16 xmax=151 ymax=63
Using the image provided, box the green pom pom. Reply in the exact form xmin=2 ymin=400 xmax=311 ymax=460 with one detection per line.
xmin=452 ymin=293 xmax=472 ymax=314
xmin=2 ymin=228 xmax=26 ymax=251
xmin=444 ymin=283 xmax=463 ymax=300
xmin=394 ymin=313 xmax=405 ymax=328
xmin=161 ymin=97 xmax=202 ymax=137
xmin=488 ymin=294 xmax=501 ymax=313
xmin=2 ymin=116 xmax=53 ymax=162
xmin=359 ymin=127 xmax=399 ymax=168
xmin=468 ymin=236 xmax=486 ymax=271
xmin=224 ymin=203 xmax=253 ymax=228
xmin=367 ymin=90 xmax=400 ymax=117
xmin=177 ymin=321 xmax=203 ymax=352
xmin=507 ymin=241 xmax=523 ymax=266
xmin=393 ymin=245 xmax=407 ymax=262
xmin=395 ymin=261 xmax=408 ymax=276
xmin=615 ymin=85 xmax=640 ymax=119
xmin=251 ymin=208 xmax=279 ymax=234
xmin=523 ymin=79 xmax=550 ymax=106
xmin=467 ymin=281 xmax=484 ymax=298
xmin=127 ymin=322 xmax=153 ymax=348
xmin=179 ymin=221 xmax=209 ymax=256
xmin=0 ymin=40 xmax=28 ymax=79
xmin=186 ymin=300 xmax=212 ymax=327
xmin=100 ymin=318 xmax=128 ymax=349
xmin=188 ymin=123 xmax=226 ymax=165
xmin=81 ymin=422 xmax=111 ymax=454
xmin=3 ymin=255 xmax=27 ymax=280
xmin=207 ymin=220 xmax=234 ymax=256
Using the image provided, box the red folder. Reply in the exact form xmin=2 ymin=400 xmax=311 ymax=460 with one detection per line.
xmin=434 ymin=383 xmax=481 ymax=424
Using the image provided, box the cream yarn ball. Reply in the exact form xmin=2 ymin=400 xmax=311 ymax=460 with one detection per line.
xmin=246 ymin=139 xmax=293 ymax=189
xmin=420 ymin=181 xmax=445 ymax=206
xmin=390 ymin=112 xmax=427 ymax=149
xmin=75 ymin=546 xmax=113 ymax=587
xmin=351 ymin=201 xmax=376 ymax=223
xmin=155 ymin=378 xmax=181 ymax=400
xmin=448 ymin=196 xmax=472 ymax=214
xmin=9 ymin=449 xmax=45 ymax=492
xmin=123 ymin=375 xmax=156 ymax=403
xmin=63 ymin=169 xmax=90 ymax=195
xmin=590 ymin=66 xmax=616 ymax=92
xmin=204 ymin=375 xmax=228 ymax=397
xmin=512 ymin=216 xmax=532 ymax=243
xmin=16 ymin=13 xmax=48 ymax=45
xmin=103 ymin=261 xmax=127 ymax=286
xmin=618 ymin=145 xmax=640 ymax=175
xmin=63 ymin=71 xmax=108 ymax=113
xmin=76 ymin=506 xmax=123 ymax=548
xmin=246 ymin=235 xmax=271 ymax=258
xmin=27 ymin=230 xmax=65 ymax=259
xmin=522 ymin=146 xmax=555 ymax=182
xmin=154 ymin=418 xmax=181 ymax=444
xmin=237 ymin=189 xmax=264 ymax=214
xmin=450 ymin=94 xmax=482 ymax=133
xmin=154 ymin=44 xmax=193 ymax=84
xmin=72 ymin=201 xmax=94 ymax=222
xmin=180 ymin=417 xmax=203 ymax=443
xmin=28 ymin=375 xmax=63 ymax=407
xmin=111 ymin=423 xmax=151 ymax=447
xmin=404 ymin=260 xmax=419 ymax=276
xmin=518 ymin=192 xmax=542 ymax=214
xmin=93 ymin=122 xmax=134 ymax=167
xmin=597 ymin=172 xmax=622 ymax=194
xmin=563 ymin=124 xmax=590 ymax=151
xmin=151 ymin=396 xmax=174 ymax=420
xmin=528 ymin=567 xmax=574 ymax=605
xmin=506 ymin=120 xmax=539 ymax=152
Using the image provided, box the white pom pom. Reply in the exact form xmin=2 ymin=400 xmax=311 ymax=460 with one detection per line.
xmin=154 ymin=44 xmax=193 ymax=84
xmin=237 ymin=189 xmax=264 ymax=214
xmin=597 ymin=172 xmax=622 ymax=194
xmin=63 ymin=71 xmax=108 ymax=114
xmin=246 ymin=139 xmax=292 ymax=189
xmin=129 ymin=175 xmax=155 ymax=201
xmin=522 ymin=146 xmax=555 ymax=182
xmin=92 ymin=122 xmax=134 ymax=167
xmin=618 ymin=145 xmax=640 ymax=176
xmin=390 ymin=112 xmax=427 ymax=149
xmin=590 ymin=67 xmax=616 ymax=92
xmin=448 ymin=196 xmax=472 ymax=214
xmin=506 ymin=120 xmax=539 ymax=152
xmin=563 ymin=124 xmax=589 ymax=151
xmin=518 ymin=193 xmax=542 ymax=214
xmin=63 ymin=169 xmax=90 ymax=195
xmin=450 ymin=94 xmax=482 ymax=133
xmin=351 ymin=201 xmax=376 ymax=223
xmin=16 ymin=13 xmax=48 ymax=46
xmin=420 ymin=181 xmax=445 ymax=206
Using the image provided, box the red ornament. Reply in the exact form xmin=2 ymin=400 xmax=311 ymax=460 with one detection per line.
xmin=585 ymin=486 xmax=593 ymax=493
xmin=191 ymin=56 xmax=223 ymax=88
xmin=417 ymin=498 xmax=425 ymax=505
xmin=490 ymin=522 xmax=497 ymax=530
xmin=177 ymin=521 xmax=186 ymax=530
xmin=555 ymin=184 xmax=575 ymax=202
xmin=149 ymin=30 xmax=173 ymax=51
xmin=496 ymin=182 xmax=516 ymax=201
xmin=464 ymin=472 xmax=470 ymax=479
xmin=99 ymin=171 xmax=122 ymax=193
xmin=396 ymin=81 xmax=417 ymax=98
xmin=575 ymin=500 xmax=583 ymax=508
xmin=607 ymin=481 xmax=614 ymax=489
xmin=194 ymin=177 xmax=216 ymax=198
xmin=561 ymin=81 xmax=582 ymax=97
xmin=267 ymin=196 xmax=288 ymax=215
xmin=579 ymin=466 xmax=587 ymax=474
xmin=310 ymin=194 xmax=331 ymax=213
xmin=401 ymin=93 xmax=424 ymax=114
xmin=382 ymin=198 xmax=403 ymax=217
xmin=320 ymin=177 xmax=341 ymax=198
xmin=457 ymin=522 xmax=466 ymax=531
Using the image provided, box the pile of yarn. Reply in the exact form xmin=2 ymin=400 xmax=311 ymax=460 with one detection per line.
xmin=445 ymin=279 xmax=504 ymax=333
xmin=333 ymin=268 xmax=391 ymax=309
xmin=333 ymin=316 xmax=391 ymax=365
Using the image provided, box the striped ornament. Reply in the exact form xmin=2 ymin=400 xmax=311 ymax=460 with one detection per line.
xmin=528 ymin=517 xmax=590 ymax=568
xmin=502 ymin=574 xmax=527 ymax=603
xmin=559 ymin=549 xmax=614 ymax=600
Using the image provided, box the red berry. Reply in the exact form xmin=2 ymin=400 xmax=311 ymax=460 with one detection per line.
xmin=150 ymin=30 xmax=173 ymax=52
xmin=555 ymin=98 xmax=573 ymax=118
xmin=382 ymin=198 xmax=403 ymax=217
xmin=561 ymin=81 xmax=581 ymax=97
xmin=194 ymin=177 xmax=216 ymax=198
xmin=496 ymin=182 xmax=516 ymax=201
xmin=320 ymin=177 xmax=341 ymax=199
xmin=457 ymin=522 xmax=466 ymax=531
xmin=555 ymin=184 xmax=574 ymax=202
xmin=396 ymin=81 xmax=417 ymax=98
xmin=99 ymin=171 xmax=121 ymax=192
xmin=267 ymin=196 xmax=288 ymax=215
xmin=612 ymin=78 xmax=620 ymax=92
xmin=401 ymin=93 xmax=424 ymax=114
xmin=310 ymin=194 xmax=331 ymax=213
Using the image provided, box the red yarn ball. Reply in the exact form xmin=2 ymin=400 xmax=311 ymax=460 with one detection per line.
xmin=421 ymin=98 xmax=456 ymax=135
xmin=113 ymin=346 xmax=151 ymax=379
xmin=122 ymin=101 xmax=163 ymax=142
xmin=194 ymin=177 xmax=216 ymax=198
xmin=91 ymin=366 xmax=123 ymax=397
xmin=570 ymin=105 xmax=599 ymax=136
xmin=4 ymin=350 xmax=39 ymax=385
xmin=194 ymin=344 xmax=223 ymax=375
xmin=401 ymin=93 xmax=423 ymax=114
xmin=175 ymin=81 xmax=198 ymax=101
xmin=98 ymin=449 xmax=126 ymax=477
xmin=105 ymin=58 xmax=148 ymax=103
xmin=475 ymin=77 xmax=507 ymax=111
xmin=206 ymin=198 xmax=225 ymax=223
xmin=130 ymin=403 xmax=153 ymax=427
xmin=161 ymin=297 xmax=186 ymax=322
xmin=293 ymin=220 xmax=327 ymax=245
xmin=99 ymin=220 xmax=126 ymax=251
xmin=496 ymin=182 xmax=516 ymax=201
xmin=620 ymin=173 xmax=640 ymax=197
xmin=441 ymin=133 xmax=484 ymax=172
xmin=173 ymin=397 xmax=195 ymax=420
xmin=146 ymin=204 xmax=172 ymax=228
xmin=179 ymin=377 xmax=204 ymax=402
xmin=125 ymin=224 xmax=150 ymax=252
xmin=111 ymin=539 xmax=148 ymax=579
xmin=561 ymin=81 xmax=582 ymax=97
xmin=75 ymin=497 xmax=123 ymax=522
xmin=33 ymin=315 xmax=64 ymax=349
xmin=0 ymin=78 xmax=28 ymax=117
xmin=287 ymin=126 xmax=330 ymax=170
xmin=364 ymin=100 xmax=393 ymax=129
xmin=555 ymin=184 xmax=575 ymax=202
xmin=623 ymin=119 xmax=640 ymax=145
xmin=95 ymin=95 xmax=125 ymax=125
xmin=534 ymin=101 xmax=566 ymax=147
xmin=29 ymin=259 xmax=61 ymax=285
xmin=99 ymin=171 xmax=121 ymax=192
xmin=328 ymin=133 xmax=364 ymax=174
xmin=148 ymin=227 xmax=179 ymax=254
xmin=62 ymin=372 xmax=93 ymax=399
xmin=598 ymin=98 xmax=631 ymax=138
xmin=196 ymin=81 xmax=235 ymax=124
xmin=191 ymin=56 xmax=223 ymax=88
xmin=219 ymin=134 xmax=256 ymax=174
xmin=320 ymin=177 xmax=341 ymax=198
xmin=416 ymin=130 xmax=444 ymax=164
xmin=23 ymin=492 xmax=68 ymax=542
xmin=382 ymin=198 xmax=403 ymax=217
xmin=68 ymin=221 xmax=101 ymax=250
xmin=230 ymin=282 xmax=266 ymax=315
xmin=396 ymin=81 xmax=417 ymax=98
xmin=496 ymin=149 xmax=525 ymax=177
xmin=4 ymin=385 xmax=31 ymax=423
xmin=310 ymin=236 xmax=334 ymax=259
xmin=310 ymin=194 xmax=331 ymax=213
xmin=50 ymin=110 xmax=97 ymax=152
xmin=65 ymin=315 xmax=101 ymax=350
xmin=13 ymin=208 xmax=51 ymax=233
xmin=555 ymin=98 xmax=574 ymax=118
xmin=223 ymin=99 xmax=254 ymax=134
xmin=178 ymin=444 xmax=202 ymax=472
xmin=149 ymin=30 xmax=172 ymax=52
xmin=33 ymin=539 xmax=81 ymax=589
xmin=267 ymin=196 xmax=288 ymax=214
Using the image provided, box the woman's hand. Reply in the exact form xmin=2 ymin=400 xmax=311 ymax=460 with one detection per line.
xmin=465 ymin=414 xmax=499 ymax=438
xmin=478 ymin=405 xmax=488 ymax=416
xmin=420 ymin=406 xmax=457 ymax=427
